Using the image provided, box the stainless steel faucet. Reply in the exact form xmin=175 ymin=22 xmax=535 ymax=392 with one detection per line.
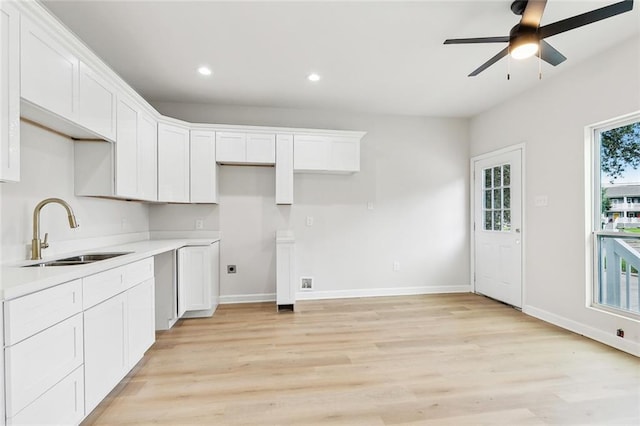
xmin=31 ymin=198 xmax=80 ymax=260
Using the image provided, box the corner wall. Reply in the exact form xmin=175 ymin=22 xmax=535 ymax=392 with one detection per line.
xmin=470 ymin=35 xmax=640 ymax=355
xmin=149 ymin=106 xmax=470 ymax=301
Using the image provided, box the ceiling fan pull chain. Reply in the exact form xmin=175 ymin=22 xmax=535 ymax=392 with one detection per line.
xmin=507 ymin=47 xmax=511 ymax=80
xmin=538 ymin=53 xmax=542 ymax=80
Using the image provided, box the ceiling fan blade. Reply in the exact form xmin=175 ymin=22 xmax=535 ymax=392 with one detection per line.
xmin=539 ymin=0 xmax=634 ymax=39
xmin=521 ymin=0 xmax=548 ymax=27
xmin=444 ymin=36 xmax=509 ymax=45
xmin=469 ymin=47 xmax=510 ymax=77
xmin=537 ymin=40 xmax=567 ymax=66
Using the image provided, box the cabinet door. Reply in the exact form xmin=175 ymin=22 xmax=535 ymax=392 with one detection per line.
xmin=158 ymin=123 xmax=190 ymax=202
xmin=210 ymin=242 xmax=220 ymax=311
xmin=215 ymin=131 xmax=246 ymax=163
xmin=178 ymin=246 xmax=212 ymax=315
xmin=127 ymin=279 xmax=155 ymax=370
xmin=329 ymin=136 xmax=360 ymax=172
xmin=293 ymin=135 xmax=330 ymax=171
xmin=7 ymin=367 xmax=84 ymax=426
xmin=21 ymin=17 xmax=79 ymax=122
xmin=275 ymin=134 xmax=293 ymax=204
xmin=115 ymin=96 xmax=139 ymax=198
xmin=0 ymin=2 xmax=20 ymax=182
xmin=84 ymin=294 xmax=127 ymax=415
xmin=78 ymin=62 xmax=116 ymax=141
xmin=246 ymin=133 xmax=276 ymax=164
xmin=190 ymin=130 xmax=218 ymax=203
xmin=5 ymin=314 xmax=84 ymax=418
xmin=138 ymin=112 xmax=158 ymax=201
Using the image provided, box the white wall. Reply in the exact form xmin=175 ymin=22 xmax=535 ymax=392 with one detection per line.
xmin=470 ymin=35 xmax=640 ymax=355
xmin=150 ymin=105 xmax=470 ymax=301
xmin=0 ymin=121 xmax=149 ymax=263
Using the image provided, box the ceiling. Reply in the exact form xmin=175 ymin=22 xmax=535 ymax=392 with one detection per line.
xmin=42 ymin=0 xmax=640 ymax=118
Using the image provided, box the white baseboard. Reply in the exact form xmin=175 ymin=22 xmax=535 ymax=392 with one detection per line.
xmin=219 ymin=285 xmax=471 ymax=305
xmin=296 ymin=285 xmax=471 ymax=301
xmin=523 ymin=305 xmax=640 ymax=357
xmin=219 ymin=293 xmax=276 ymax=304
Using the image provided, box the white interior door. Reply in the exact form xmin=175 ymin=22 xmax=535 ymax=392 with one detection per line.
xmin=473 ymin=148 xmax=523 ymax=307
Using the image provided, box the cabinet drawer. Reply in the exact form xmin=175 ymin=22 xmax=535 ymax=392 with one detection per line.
xmin=5 ymin=313 xmax=84 ymax=418
xmin=4 ymin=279 xmax=82 ymax=345
xmin=125 ymin=257 xmax=154 ymax=289
xmin=7 ymin=366 xmax=84 ymax=426
xmin=83 ymin=266 xmax=126 ymax=309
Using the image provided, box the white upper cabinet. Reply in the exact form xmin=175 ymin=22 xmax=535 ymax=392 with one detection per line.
xmin=329 ymin=135 xmax=360 ymax=172
xmin=276 ymin=134 xmax=294 ymax=205
xmin=138 ymin=112 xmax=158 ymax=201
xmin=115 ymin=95 xmax=139 ymax=198
xmin=75 ymin=97 xmax=158 ymax=202
xmin=190 ymin=130 xmax=218 ymax=203
xmin=0 ymin=1 xmax=20 ymax=182
xmin=246 ymin=133 xmax=276 ymax=164
xmin=294 ymin=134 xmax=360 ymax=173
xmin=20 ymin=15 xmax=79 ymax=122
xmin=216 ymin=131 xmax=275 ymax=165
xmin=158 ymin=122 xmax=190 ymax=203
xmin=78 ymin=62 xmax=117 ymax=141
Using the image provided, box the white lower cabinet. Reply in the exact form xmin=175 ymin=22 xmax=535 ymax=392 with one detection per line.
xmin=3 ymin=257 xmax=156 ymax=425
xmin=8 ymin=367 xmax=84 ymax=426
xmin=177 ymin=242 xmax=220 ymax=318
xmin=83 ymin=293 xmax=127 ymax=414
xmin=127 ymin=279 xmax=155 ymax=370
xmin=5 ymin=313 xmax=84 ymax=419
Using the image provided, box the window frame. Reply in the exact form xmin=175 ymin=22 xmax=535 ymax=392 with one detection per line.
xmin=588 ymin=111 xmax=640 ymax=320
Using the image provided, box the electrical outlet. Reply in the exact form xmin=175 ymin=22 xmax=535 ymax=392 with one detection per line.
xmin=393 ymin=261 xmax=400 ymax=271
xmin=120 ymin=218 xmax=127 ymax=230
xmin=306 ymin=216 xmax=314 ymax=226
xmin=227 ymin=265 xmax=236 ymax=274
xmin=301 ymin=277 xmax=313 ymax=290
xmin=195 ymin=219 xmax=204 ymax=230
xmin=367 ymin=202 xmax=374 ymax=210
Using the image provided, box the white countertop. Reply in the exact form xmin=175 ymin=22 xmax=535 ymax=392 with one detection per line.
xmin=0 ymin=238 xmax=219 ymax=300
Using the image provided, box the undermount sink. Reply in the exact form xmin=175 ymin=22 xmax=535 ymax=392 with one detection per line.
xmin=23 ymin=252 xmax=132 ymax=268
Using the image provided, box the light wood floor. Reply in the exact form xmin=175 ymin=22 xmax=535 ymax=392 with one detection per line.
xmin=83 ymin=294 xmax=640 ymax=425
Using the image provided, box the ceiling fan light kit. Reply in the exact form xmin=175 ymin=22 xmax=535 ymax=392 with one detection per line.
xmin=444 ymin=0 xmax=634 ymax=77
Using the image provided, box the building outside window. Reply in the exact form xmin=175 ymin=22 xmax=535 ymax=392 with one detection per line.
xmin=592 ymin=114 xmax=640 ymax=318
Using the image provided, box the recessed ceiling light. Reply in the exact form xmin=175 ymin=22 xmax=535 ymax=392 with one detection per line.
xmin=307 ymin=73 xmax=321 ymax=82
xmin=198 ymin=66 xmax=212 ymax=76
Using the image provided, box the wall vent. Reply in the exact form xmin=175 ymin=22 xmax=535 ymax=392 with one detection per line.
xmin=300 ymin=277 xmax=313 ymax=290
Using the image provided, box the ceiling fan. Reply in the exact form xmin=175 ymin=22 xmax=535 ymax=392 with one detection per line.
xmin=444 ymin=0 xmax=635 ymax=77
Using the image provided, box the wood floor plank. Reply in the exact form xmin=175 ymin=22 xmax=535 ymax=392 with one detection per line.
xmin=81 ymin=294 xmax=640 ymax=425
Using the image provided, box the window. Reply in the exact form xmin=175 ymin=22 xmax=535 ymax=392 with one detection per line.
xmin=592 ymin=113 xmax=640 ymax=318
xmin=483 ymin=164 xmax=511 ymax=231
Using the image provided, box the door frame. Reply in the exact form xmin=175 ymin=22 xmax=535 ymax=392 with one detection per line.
xmin=470 ymin=143 xmax=526 ymax=306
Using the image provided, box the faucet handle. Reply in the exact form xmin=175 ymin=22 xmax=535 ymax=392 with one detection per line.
xmin=41 ymin=232 xmax=49 ymax=249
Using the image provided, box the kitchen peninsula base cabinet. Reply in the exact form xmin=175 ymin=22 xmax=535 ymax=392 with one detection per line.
xmin=154 ymin=242 xmax=220 ymax=329
xmin=178 ymin=242 xmax=220 ymax=318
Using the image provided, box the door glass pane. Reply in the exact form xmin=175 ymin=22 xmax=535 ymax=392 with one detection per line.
xmin=503 ymin=210 xmax=511 ymax=231
xmin=484 ymin=190 xmax=492 ymax=209
xmin=493 ymin=211 xmax=501 ymax=231
xmin=484 ymin=210 xmax=492 ymax=230
xmin=493 ymin=166 xmax=501 ymax=187
xmin=503 ymin=188 xmax=510 ymax=209
xmin=493 ymin=189 xmax=501 ymax=209
xmin=503 ymin=164 xmax=511 ymax=186
xmin=484 ymin=169 xmax=492 ymax=189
